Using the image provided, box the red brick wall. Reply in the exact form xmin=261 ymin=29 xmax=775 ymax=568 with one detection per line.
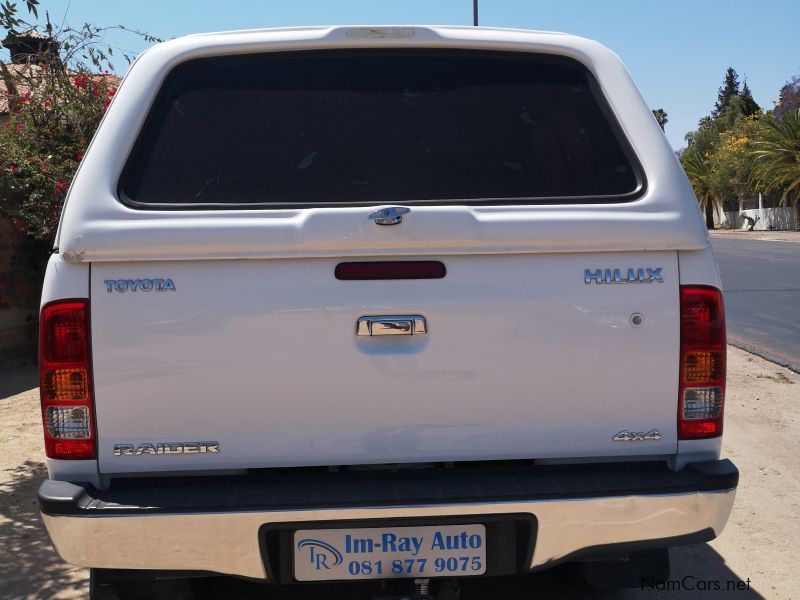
xmin=0 ymin=216 xmax=38 ymax=352
xmin=0 ymin=216 xmax=20 ymax=300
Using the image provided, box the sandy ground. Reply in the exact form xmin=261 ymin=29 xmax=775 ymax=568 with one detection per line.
xmin=0 ymin=346 xmax=798 ymax=599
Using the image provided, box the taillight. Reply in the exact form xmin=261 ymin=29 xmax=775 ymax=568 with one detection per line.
xmin=679 ymin=286 xmax=726 ymax=439
xmin=39 ymin=299 xmax=96 ymax=459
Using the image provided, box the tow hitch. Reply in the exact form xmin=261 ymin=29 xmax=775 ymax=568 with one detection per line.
xmin=373 ymin=578 xmax=460 ymax=600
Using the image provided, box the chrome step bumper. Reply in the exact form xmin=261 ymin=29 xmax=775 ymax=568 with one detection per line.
xmin=39 ymin=460 xmax=738 ymax=580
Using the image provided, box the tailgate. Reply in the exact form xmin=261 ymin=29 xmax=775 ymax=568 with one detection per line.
xmin=92 ymin=252 xmax=679 ymax=473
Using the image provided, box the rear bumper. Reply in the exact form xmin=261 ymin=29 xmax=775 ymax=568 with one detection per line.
xmin=39 ymin=460 xmax=738 ymax=581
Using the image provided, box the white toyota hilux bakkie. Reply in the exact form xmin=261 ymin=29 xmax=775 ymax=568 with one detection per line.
xmin=37 ymin=25 xmax=737 ymax=599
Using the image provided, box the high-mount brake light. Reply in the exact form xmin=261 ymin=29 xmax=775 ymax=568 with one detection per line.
xmin=679 ymin=286 xmax=726 ymax=440
xmin=39 ymin=300 xmax=96 ymax=459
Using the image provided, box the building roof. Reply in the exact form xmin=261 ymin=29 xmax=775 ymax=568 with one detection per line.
xmin=0 ymin=63 xmax=120 ymax=114
xmin=1 ymin=29 xmax=59 ymax=64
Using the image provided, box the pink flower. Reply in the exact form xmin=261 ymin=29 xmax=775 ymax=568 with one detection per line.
xmin=53 ymin=180 xmax=69 ymax=196
xmin=72 ymin=74 xmax=90 ymax=90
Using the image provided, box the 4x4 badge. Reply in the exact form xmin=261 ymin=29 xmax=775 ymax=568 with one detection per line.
xmin=613 ymin=429 xmax=662 ymax=442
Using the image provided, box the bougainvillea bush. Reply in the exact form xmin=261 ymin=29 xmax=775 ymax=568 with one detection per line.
xmin=0 ymin=65 xmax=117 ymax=307
xmin=0 ymin=0 xmax=159 ymax=308
xmin=0 ymin=70 xmax=115 ymax=239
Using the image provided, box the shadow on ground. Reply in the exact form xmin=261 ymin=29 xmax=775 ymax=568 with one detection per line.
xmin=0 ymin=358 xmax=38 ymax=398
xmin=133 ymin=543 xmax=764 ymax=600
xmin=0 ymin=460 xmax=88 ymax=599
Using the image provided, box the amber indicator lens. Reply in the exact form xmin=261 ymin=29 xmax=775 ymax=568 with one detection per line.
xmin=683 ymin=351 xmax=723 ymax=383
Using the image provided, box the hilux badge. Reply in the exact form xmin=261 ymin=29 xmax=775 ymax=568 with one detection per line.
xmin=584 ymin=268 xmax=663 ymax=284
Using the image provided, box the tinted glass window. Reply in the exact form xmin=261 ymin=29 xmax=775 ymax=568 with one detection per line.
xmin=120 ymin=50 xmax=642 ymax=208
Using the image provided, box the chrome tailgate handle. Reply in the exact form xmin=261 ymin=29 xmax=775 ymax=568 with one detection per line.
xmin=356 ymin=315 xmax=427 ymax=336
xmin=368 ymin=206 xmax=410 ymax=226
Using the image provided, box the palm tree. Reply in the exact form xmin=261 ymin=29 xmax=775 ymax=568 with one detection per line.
xmin=681 ymin=148 xmax=718 ymax=229
xmin=652 ymin=108 xmax=668 ymax=132
xmin=750 ymin=108 xmax=800 ymax=228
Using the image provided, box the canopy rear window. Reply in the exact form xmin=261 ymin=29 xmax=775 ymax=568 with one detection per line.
xmin=119 ymin=50 xmax=643 ymax=208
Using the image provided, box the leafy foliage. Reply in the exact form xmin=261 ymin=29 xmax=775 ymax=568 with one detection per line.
xmin=652 ymin=108 xmax=668 ymax=131
xmin=0 ymin=69 xmax=116 ymax=240
xmin=0 ymin=0 xmax=39 ymax=30
xmin=678 ymin=67 xmax=800 ymax=229
xmin=713 ymin=67 xmax=741 ymax=118
xmin=740 ymin=81 xmax=761 ymax=117
xmin=776 ymin=76 xmax=800 ymax=119
xmin=681 ymin=146 xmax=715 ymax=216
xmin=750 ymin=108 xmax=800 ymax=206
xmin=0 ymin=1 xmax=159 ymax=306
xmin=708 ymin=114 xmax=760 ymax=203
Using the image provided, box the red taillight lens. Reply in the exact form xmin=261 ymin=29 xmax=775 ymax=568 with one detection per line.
xmin=39 ymin=300 xmax=96 ymax=459
xmin=679 ymin=286 xmax=726 ymax=439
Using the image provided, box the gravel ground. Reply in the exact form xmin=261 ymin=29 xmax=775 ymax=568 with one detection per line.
xmin=1 ymin=346 xmax=798 ymax=599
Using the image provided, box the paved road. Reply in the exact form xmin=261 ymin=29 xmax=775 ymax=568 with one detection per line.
xmin=711 ymin=236 xmax=800 ymax=372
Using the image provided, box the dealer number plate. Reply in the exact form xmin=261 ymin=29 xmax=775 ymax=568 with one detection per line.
xmin=293 ymin=524 xmax=486 ymax=581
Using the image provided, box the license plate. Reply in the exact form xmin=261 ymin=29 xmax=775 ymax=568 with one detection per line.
xmin=293 ymin=524 xmax=487 ymax=581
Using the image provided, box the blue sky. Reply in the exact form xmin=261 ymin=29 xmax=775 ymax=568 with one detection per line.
xmin=8 ymin=0 xmax=798 ymax=149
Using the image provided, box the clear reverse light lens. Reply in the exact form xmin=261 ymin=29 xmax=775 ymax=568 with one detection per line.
xmin=45 ymin=405 xmax=91 ymax=439
xmin=682 ymin=387 xmax=723 ymax=420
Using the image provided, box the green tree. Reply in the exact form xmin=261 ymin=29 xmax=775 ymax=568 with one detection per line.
xmin=682 ymin=68 xmax=766 ymax=229
xmin=708 ymin=114 xmax=760 ymax=206
xmin=750 ymin=108 xmax=800 ymax=227
xmin=681 ymin=147 xmax=717 ymax=229
xmin=740 ymin=80 xmax=761 ymax=116
xmin=652 ymin=108 xmax=668 ymax=131
xmin=713 ymin=67 xmax=740 ymax=118
xmin=776 ymin=75 xmax=800 ymax=118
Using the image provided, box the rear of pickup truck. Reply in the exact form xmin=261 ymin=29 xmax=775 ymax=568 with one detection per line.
xmin=37 ymin=26 xmax=737 ymax=596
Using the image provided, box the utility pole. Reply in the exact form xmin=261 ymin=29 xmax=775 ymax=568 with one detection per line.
xmin=473 ymin=0 xmax=479 ymax=26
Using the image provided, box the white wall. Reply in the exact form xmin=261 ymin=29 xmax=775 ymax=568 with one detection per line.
xmin=718 ymin=206 xmax=797 ymax=231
